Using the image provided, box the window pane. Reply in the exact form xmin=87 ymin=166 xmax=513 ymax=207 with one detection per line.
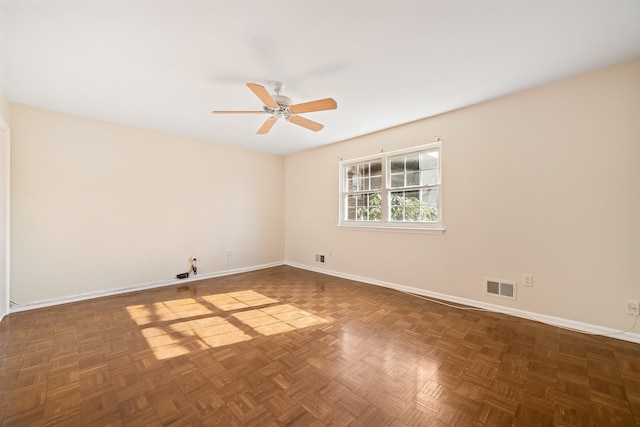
xmin=369 ymin=161 xmax=382 ymax=190
xmin=405 ymin=155 xmax=419 ymax=171
xmin=346 ymin=192 xmax=381 ymax=222
xmin=420 ymin=169 xmax=438 ymax=186
xmin=358 ymin=177 xmax=368 ymax=191
xmin=356 ymin=207 xmax=367 ymax=220
xmin=390 ymin=191 xmax=405 ymax=221
xmin=390 ymin=154 xmax=432 ymax=188
xmin=405 ymin=206 xmax=420 ymax=221
xmin=346 ymin=165 xmax=358 ymax=192
xmin=419 ymin=206 xmax=439 ymax=222
xmin=420 ymin=151 xmax=438 ymax=168
xmin=406 ymin=171 xmax=420 ymax=186
xmin=370 ymin=176 xmax=382 ymax=190
xmin=390 ymin=205 xmax=403 ymax=221
xmin=369 ymin=192 xmax=381 ymax=206
xmin=346 ymin=161 xmax=383 ymax=193
xmin=390 ymin=174 xmax=404 ymax=188
xmin=347 ymin=207 xmax=356 ymax=220
xmin=419 ymin=188 xmax=439 ymax=221
xmin=391 ymin=191 xmax=403 ymax=204
xmin=390 ymin=158 xmax=404 ymax=173
xmin=405 ymin=190 xmax=419 ymax=202
xmin=389 ymin=189 xmax=437 ymax=222
xmin=420 ymin=151 xmax=439 ymax=186
xmin=370 ymin=207 xmax=381 ymax=220
xmin=420 ymin=188 xmax=438 ymax=207
xmin=370 ymin=161 xmax=382 ymax=176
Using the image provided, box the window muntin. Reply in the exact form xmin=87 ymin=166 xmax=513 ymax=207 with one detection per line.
xmin=388 ymin=150 xmax=439 ymax=223
xmin=345 ymin=160 xmax=382 ymax=222
xmin=339 ymin=143 xmax=442 ymax=231
xmin=346 ymin=192 xmax=381 ymax=221
xmin=346 ymin=161 xmax=382 ymax=192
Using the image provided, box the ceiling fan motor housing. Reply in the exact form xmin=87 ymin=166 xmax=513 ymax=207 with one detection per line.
xmin=268 ymin=94 xmax=292 ymax=119
xmin=272 ymin=94 xmax=292 ymax=108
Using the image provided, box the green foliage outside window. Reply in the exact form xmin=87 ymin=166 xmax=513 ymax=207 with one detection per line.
xmin=356 ymin=192 xmax=439 ymax=222
xmin=342 ymin=143 xmax=441 ymax=228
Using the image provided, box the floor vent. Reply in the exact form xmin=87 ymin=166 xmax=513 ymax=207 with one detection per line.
xmin=485 ymin=278 xmax=517 ymax=300
xmin=315 ymin=254 xmax=326 ymax=264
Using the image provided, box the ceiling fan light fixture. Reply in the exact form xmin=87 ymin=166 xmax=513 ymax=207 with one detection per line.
xmin=212 ymin=82 xmax=337 ymax=134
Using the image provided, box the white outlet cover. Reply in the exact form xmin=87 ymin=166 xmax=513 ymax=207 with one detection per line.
xmin=626 ymin=300 xmax=639 ymax=316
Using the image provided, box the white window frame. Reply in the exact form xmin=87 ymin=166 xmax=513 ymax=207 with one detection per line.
xmin=338 ymin=142 xmax=444 ymax=234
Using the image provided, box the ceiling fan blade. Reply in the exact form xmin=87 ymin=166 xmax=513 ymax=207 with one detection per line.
xmin=247 ymin=83 xmax=278 ymax=109
xmin=212 ymin=110 xmax=264 ymax=114
xmin=257 ymin=117 xmax=278 ymax=134
xmin=289 ymin=98 xmax=337 ymax=114
xmin=288 ymin=115 xmax=324 ymax=132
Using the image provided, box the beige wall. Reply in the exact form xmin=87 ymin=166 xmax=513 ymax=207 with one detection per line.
xmin=10 ymin=104 xmax=284 ymax=303
xmin=8 ymin=60 xmax=640 ymax=334
xmin=0 ymin=91 xmax=9 ymax=124
xmin=285 ymin=60 xmax=640 ymax=333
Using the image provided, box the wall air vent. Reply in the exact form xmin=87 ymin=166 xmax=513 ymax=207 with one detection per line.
xmin=485 ymin=278 xmax=517 ymax=300
xmin=315 ymin=254 xmax=326 ymax=264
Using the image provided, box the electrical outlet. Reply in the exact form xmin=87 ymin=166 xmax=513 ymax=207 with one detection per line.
xmin=626 ymin=300 xmax=639 ymax=316
xmin=523 ymin=274 xmax=533 ymax=287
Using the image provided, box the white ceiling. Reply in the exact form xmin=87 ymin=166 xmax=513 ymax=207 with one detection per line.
xmin=2 ymin=1 xmax=640 ymax=156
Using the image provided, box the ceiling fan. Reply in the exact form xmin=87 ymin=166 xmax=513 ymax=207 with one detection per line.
xmin=212 ymin=82 xmax=337 ymax=134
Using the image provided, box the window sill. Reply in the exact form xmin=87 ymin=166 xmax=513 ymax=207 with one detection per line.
xmin=336 ymin=224 xmax=445 ymax=234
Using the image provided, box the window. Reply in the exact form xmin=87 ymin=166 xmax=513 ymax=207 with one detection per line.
xmin=339 ymin=143 xmax=443 ymax=232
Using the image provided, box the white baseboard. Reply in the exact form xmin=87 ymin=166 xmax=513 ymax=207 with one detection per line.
xmin=10 ymin=261 xmax=284 ymax=313
xmin=9 ymin=261 xmax=640 ymax=345
xmin=285 ymin=261 xmax=640 ymax=345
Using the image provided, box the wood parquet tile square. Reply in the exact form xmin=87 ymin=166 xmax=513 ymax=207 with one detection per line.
xmin=1 ymin=266 xmax=639 ymax=426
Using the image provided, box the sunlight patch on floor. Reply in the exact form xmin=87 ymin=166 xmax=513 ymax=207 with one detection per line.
xmin=201 ymin=290 xmax=279 ymax=311
xmin=127 ymin=291 xmax=328 ymax=360
xmin=126 ymin=298 xmax=212 ymax=326
xmin=139 ymin=318 xmax=253 ymax=360
xmin=232 ymin=304 xmax=327 ymax=336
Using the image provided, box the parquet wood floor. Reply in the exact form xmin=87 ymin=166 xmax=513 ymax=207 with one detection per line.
xmin=1 ymin=266 xmax=639 ymax=426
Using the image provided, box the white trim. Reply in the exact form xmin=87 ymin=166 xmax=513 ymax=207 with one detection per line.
xmin=11 ymin=260 xmax=639 ymax=344
xmin=338 ymin=142 xmax=443 ymax=231
xmin=10 ymin=261 xmax=284 ymax=312
xmin=285 ymin=261 xmax=640 ymax=344
xmin=337 ymin=224 xmax=445 ymax=234
xmin=340 ymin=142 xmax=441 ymax=164
xmin=0 ymin=119 xmax=9 ymax=322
